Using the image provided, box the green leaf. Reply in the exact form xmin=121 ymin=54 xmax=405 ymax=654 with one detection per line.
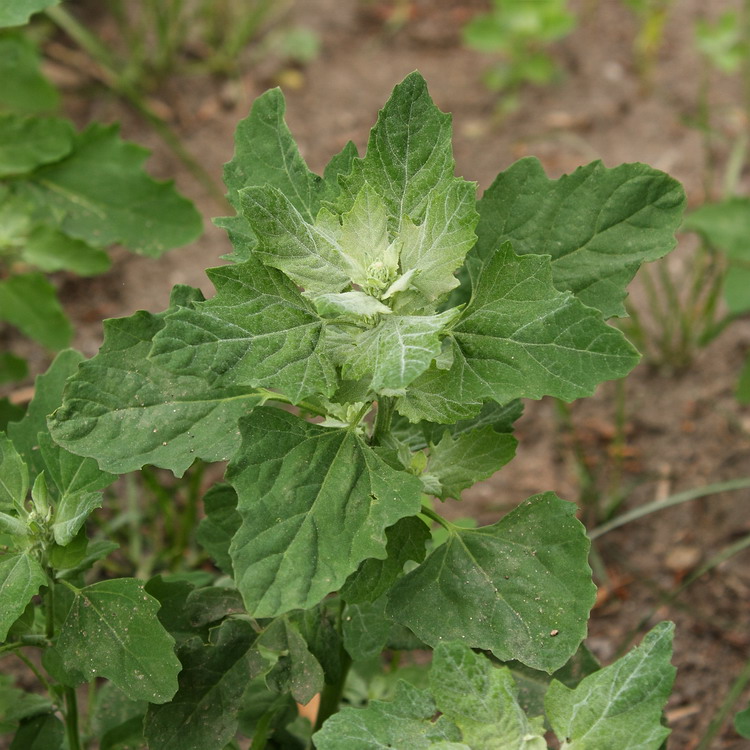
xmin=0 ymin=674 xmax=53 ymax=728
xmin=430 ymin=642 xmax=546 ymax=749
xmin=144 ymin=618 xmax=258 ymax=750
xmin=57 ymin=578 xmax=181 ymax=703
xmin=314 ymin=680 xmax=462 ymax=749
xmin=342 ymin=596 xmax=396 ymax=662
xmin=227 ymin=408 xmax=425 ymax=617
xmin=144 ymin=576 xmax=205 ymax=645
xmin=0 ymin=272 xmax=72 ymax=349
xmin=25 ymin=123 xmax=202 ymax=256
xmin=184 ymin=586 xmax=245 ymax=628
xmin=735 ymin=703 xmax=750 ymax=738
xmin=223 ymin=87 xmax=321 ymax=221
xmin=463 ymin=158 xmax=686 ymax=317
xmin=314 ymin=290 xmax=392 ymax=318
xmin=0 ymin=114 xmax=73 ymax=176
xmin=738 ymin=355 xmax=750 ymax=405
xmin=9 ymin=713 xmax=64 ymax=750
xmin=545 ymin=622 xmax=675 ymax=749
xmin=21 ymin=226 xmax=111 ymax=276
xmin=90 ymin=684 xmax=146 ymax=750
xmin=0 ymin=553 xmax=47 ymax=640
xmin=0 ymin=433 xmax=28 ymax=510
xmin=150 ymin=258 xmax=337 ymax=403
xmin=196 ymin=483 xmax=240 ymax=576
xmin=0 ymin=353 xmax=28 ymax=385
xmin=338 ymin=309 xmax=461 ymax=395
xmin=0 ymin=400 xmax=25 ymax=432
xmin=0 ymin=0 xmax=59 ymax=27
xmin=0 ymin=35 xmax=58 ymax=113
xmin=341 ymin=515 xmax=431 ymax=604
xmin=399 ymin=244 xmax=639 ymax=423
xmin=423 ymin=425 xmax=517 ymax=500
xmin=387 ymin=494 xmax=596 ymax=673
xmin=48 ymin=289 xmax=263 ymax=476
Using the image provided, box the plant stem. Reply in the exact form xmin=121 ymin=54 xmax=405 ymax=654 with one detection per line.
xmin=589 ymin=477 xmax=750 ymax=540
xmin=314 ymin=598 xmax=352 ymax=733
xmin=697 ymin=657 xmax=750 ymax=750
xmin=371 ymin=396 xmax=394 ymax=445
xmin=64 ymin=686 xmax=83 ymax=750
xmin=420 ymin=504 xmax=452 ymax=532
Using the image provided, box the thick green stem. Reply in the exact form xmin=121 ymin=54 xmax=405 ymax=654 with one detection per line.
xmin=314 ymin=651 xmax=352 ymax=733
xmin=420 ymin=504 xmax=452 ymax=532
xmin=64 ymin=686 xmax=83 ymax=750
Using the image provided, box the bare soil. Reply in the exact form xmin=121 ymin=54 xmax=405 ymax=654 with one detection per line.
xmin=6 ymin=0 xmax=750 ymax=746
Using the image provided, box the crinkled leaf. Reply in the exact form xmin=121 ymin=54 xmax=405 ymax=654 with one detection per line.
xmin=196 ymin=483 xmax=240 ymax=576
xmin=25 ymin=123 xmax=201 ymax=256
xmin=9 ymin=713 xmax=64 ymax=750
xmin=149 ymin=258 xmax=337 ymax=403
xmin=21 ymin=226 xmax=111 ymax=276
xmin=0 ymin=35 xmax=58 ymax=113
xmin=545 ymin=622 xmax=675 ymax=749
xmin=144 ymin=618 xmax=258 ymax=750
xmin=0 ymin=434 xmax=28 ymax=510
xmin=0 ymin=0 xmax=59 ymax=27
xmin=227 ymin=408 xmax=424 ymax=617
xmin=462 ymin=158 xmax=685 ymax=317
xmin=0 ymin=553 xmax=47 ymax=640
xmin=339 ymin=309 xmax=460 ymax=395
xmin=0 ymin=272 xmax=72 ymax=349
xmin=424 ymin=425 xmax=517 ymax=500
xmin=57 ymin=578 xmax=181 ymax=703
xmin=49 ymin=289 xmax=262 ymax=476
xmin=314 ymin=680 xmax=462 ymax=749
xmin=431 ymin=642 xmax=546 ymax=749
xmin=0 ymin=114 xmax=73 ymax=176
xmin=399 ymin=244 xmax=639 ymax=423
xmin=341 ymin=515 xmax=431 ymax=604
xmin=314 ymin=290 xmax=392 ymax=318
xmin=387 ymin=494 xmax=595 ymax=673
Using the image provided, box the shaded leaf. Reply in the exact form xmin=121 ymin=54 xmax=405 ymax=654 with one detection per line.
xmin=196 ymin=483 xmax=240 ymax=576
xmin=0 ymin=553 xmax=47 ymax=640
xmin=0 ymin=114 xmax=73 ymax=176
xmin=9 ymin=713 xmax=64 ymax=750
xmin=0 ymin=35 xmax=58 ymax=113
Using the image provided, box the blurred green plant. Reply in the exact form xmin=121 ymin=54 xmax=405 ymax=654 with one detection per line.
xmin=462 ymin=0 xmax=575 ymax=116
xmin=622 ymin=0 xmax=675 ymax=87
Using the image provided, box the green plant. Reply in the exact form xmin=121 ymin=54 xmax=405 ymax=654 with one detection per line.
xmin=621 ymin=0 xmax=675 ymax=87
xmin=0 ymin=73 xmax=687 ymax=747
xmin=0 ymin=21 xmax=202 ymax=386
xmin=462 ymin=0 xmax=575 ymax=115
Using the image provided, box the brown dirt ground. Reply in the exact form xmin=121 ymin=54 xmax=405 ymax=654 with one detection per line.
xmin=4 ymin=0 xmax=750 ymax=747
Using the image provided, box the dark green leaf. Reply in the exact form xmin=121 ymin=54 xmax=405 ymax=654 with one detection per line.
xmin=196 ymin=483 xmax=240 ymax=576
xmin=89 ymin=683 xmax=146 ymax=750
xmin=735 ymin=703 xmax=750 ymax=738
xmin=0 ymin=35 xmax=58 ymax=113
xmin=185 ymin=586 xmax=245 ymax=627
xmin=9 ymin=713 xmax=64 ymax=750
xmin=342 ymin=596 xmax=395 ymax=662
xmin=144 ymin=575 xmax=205 ymax=644
xmin=0 ymin=353 xmax=28 ymax=385
xmin=0 ymin=114 xmax=73 ymax=176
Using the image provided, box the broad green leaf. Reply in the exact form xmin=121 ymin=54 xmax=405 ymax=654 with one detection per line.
xmin=387 ymin=494 xmax=595 ymax=673
xmin=240 ymin=185 xmax=352 ymax=295
xmin=21 ymin=226 xmax=111 ymax=276
xmin=144 ymin=576 xmax=205 ymax=645
xmin=25 ymin=123 xmax=201 ymax=256
xmin=399 ymin=244 xmax=640 ymax=423
xmin=423 ymin=425 xmax=517 ymax=500
xmin=0 ymin=553 xmax=47 ymax=640
xmin=463 ymin=158 xmax=685 ymax=317
xmin=90 ymin=684 xmax=147 ymax=750
xmin=196 ymin=483 xmax=240 ymax=576
xmin=38 ymin=431 xmax=116 ymax=545
xmin=314 ymin=680 xmax=462 ymax=749
xmin=57 ymin=578 xmax=181 ymax=703
xmin=49 ymin=289 xmax=263 ymax=476
xmin=0 ymin=353 xmax=28 ymax=385
xmin=545 ymin=622 xmax=675 ymax=749
xmin=227 ymin=408 xmax=424 ymax=617
xmin=430 ymin=642 xmax=546 ymax=749
xmin=0 ymin=272 xmax=72 ymax=349
xmin=0 ymin=0 xmax=59 ymax=27
xmin=185 ymin=586 xmax=245 ymax=628
xmin=223 ymin=87 xmax=321 ymax=221
xmin=338 ymin=309 xmax=461 ymax=395
xmin=343 ymin=596 xmax=396 ymax=662
xmin=144 ymin=618 xmax=258 ymax=750
xmin=0 ymin=35 xmax=58 ymax=113
xmin=9 ymin=713 xmax=64 ymax=750
xmin=0 ymin=434 xmax=28 ymax=510
xmin=54 ymin=539 xmax=118 ymax=581
xmin=341 ymin=515 xmax=431 ymax=604
xmin=149 ymin=258 xmax=337 ymax=403
xmin=0 ymin=114 xmax=73 ymax=176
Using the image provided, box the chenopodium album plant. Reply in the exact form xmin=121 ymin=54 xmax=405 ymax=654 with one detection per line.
xmin=0 ymin=72 xmax=685 ymax=748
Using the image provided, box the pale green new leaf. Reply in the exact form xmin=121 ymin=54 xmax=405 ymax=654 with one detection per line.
xmin=227 ymin=408 xmax=424 ymax=617
xmin=144 ymin=618 xmax=258 ymax=750
xmin=545 ymin=621 xmax=675 ymax=749
xmin=22 ymin=226 xmax=110 ymax=276
xmin=0 ymin=272 xmax=72 ymax=349
xmin=0 ymin=553 xmax=46 ymax=640
xmin=387 ymin=494 xmax=595 ymax=673
xmin=49 ymin=288 xmax=262 ymax=477
xmin=314 ymin=291 xmax=391 ymax=318
xmin=399 ymin=244 xmax=639 ymax=423
xmin=314 ymin=680 xmax=463 ymax=749
xmin=0 ymin=434 xmax=28 ymax=510
xmin=0 ymin=35 xmax=58 ymax=114
xmin=25 ymin=123 xmax=201 ymax=256
xmin=0 ymin=0 xmax=59 ymax=27
xmin=464 ymin=158 xmax=686 ymax=317
xmin=431 ymin=642 xmax=546 ymax=750
xmin=149 ymin=257 xmax=337 ymax=403
xmin=424 ymin=425 xmax=517 ymax=500
xmin=57 ymin=579 xmax=181 ymax=703
xmin=0 ymin=115 xmax=73 ymax=176
xmin=339 ymin=309 xmax=460 ymax=394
